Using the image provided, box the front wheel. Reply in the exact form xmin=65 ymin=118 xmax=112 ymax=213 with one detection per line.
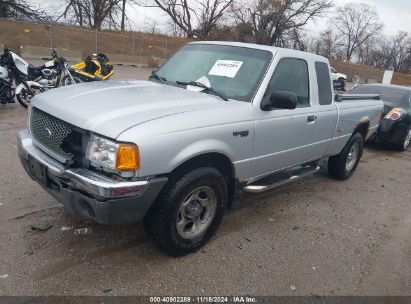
xmin=145 ymin=167 xmax=228 ymax=256
xmin=16 ymin=84 xmax=45 ymax=108
xmin=328 ymin=132 xmax=364 ymax=180
xmin=61 ymin=75 xmax=83 ymax=86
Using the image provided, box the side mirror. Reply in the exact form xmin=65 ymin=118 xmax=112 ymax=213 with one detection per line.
xmin=261 ymin=91 xmax=298 ymax=111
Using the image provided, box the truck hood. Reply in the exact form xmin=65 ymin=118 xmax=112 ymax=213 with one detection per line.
xmin=31 ymin=80 xmax=226 ymax=138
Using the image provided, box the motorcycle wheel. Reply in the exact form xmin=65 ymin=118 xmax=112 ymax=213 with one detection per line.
xmin=61 ymin=75 xmax=83 ymax=86
xmin=16 ymin=84 xmax=45 ymax=108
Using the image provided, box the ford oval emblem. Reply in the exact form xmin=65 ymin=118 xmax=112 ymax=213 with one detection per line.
xmin=42 ymin=127 xmax=52 ymax=138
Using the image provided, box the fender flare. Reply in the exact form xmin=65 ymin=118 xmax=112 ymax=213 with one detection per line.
xmin=15 ymin=81 xmax=43 ymax=94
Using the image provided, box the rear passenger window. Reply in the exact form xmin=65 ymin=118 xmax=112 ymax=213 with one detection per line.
xmin=265 ymin=58 xmax=310 ymax=107
xmin=315 ymin=62 xmax=332 ymax=105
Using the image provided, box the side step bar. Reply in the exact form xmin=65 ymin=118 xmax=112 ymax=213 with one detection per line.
xmin=243 ymin=165 xmax=320 ymax=194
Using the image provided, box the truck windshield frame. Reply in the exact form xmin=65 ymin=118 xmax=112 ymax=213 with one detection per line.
xmin=154 ymin=44 xmax=273 ymax=102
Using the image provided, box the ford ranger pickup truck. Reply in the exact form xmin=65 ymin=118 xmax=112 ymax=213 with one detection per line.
xmin=18 ymin=42 xmax=383 ymax=256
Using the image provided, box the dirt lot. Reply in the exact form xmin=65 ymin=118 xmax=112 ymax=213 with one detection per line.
xmin=0 ymin=66 xmax=410 ymax=296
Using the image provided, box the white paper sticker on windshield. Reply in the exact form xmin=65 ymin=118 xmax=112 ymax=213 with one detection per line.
xmin=208 ymin=60 xmax=243 ymax=78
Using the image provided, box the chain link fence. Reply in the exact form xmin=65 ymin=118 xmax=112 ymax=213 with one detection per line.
xmin=0 ymin=18 xmax=188 ymax=66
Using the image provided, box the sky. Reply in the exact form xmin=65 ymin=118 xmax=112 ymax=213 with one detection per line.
xmin=35 ymin=0 xmax=411 ymax=36
xmin=305 ymin=0 xmax=411 ymax=36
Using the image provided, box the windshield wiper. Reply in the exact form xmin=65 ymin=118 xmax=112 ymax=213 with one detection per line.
xmin=176 ymin=80 xmax=228 ymax=101
xmin=149 ymin=72 xmax=167 ymax=83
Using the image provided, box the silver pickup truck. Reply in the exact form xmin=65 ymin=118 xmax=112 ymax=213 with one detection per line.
xmin=18 ymin=42 xmax=383 ymax=256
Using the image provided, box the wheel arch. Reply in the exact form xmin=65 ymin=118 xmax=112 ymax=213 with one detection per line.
xmin=353 ymin=118 xmax=370 ymax=140
xmin=168 ymin=152 xmax=237 ymax=209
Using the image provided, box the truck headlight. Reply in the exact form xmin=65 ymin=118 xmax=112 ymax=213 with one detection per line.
xmin=86 ymin=134 xmax=140 ymax=171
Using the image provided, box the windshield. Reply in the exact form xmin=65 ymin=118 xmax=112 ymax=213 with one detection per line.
xmin=154 ymin=44 xmax=273 ymax=102
xmin=349 ymin=85 xmax=410 ymax=106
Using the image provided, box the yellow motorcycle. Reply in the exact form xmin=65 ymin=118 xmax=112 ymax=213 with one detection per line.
xmin=69 ymin=53 xmax=114 ymax=82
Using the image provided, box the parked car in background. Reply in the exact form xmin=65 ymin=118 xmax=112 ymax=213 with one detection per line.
xmin=18 ymin=42 xmax=383 ymax=256
xmin=348 ymin=84 xmax=411 ymax=151
xmin=330 ymin=67 xmax=347 ymax=81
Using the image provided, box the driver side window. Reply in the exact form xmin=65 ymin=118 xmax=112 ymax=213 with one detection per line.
xmin=264 ymin=58 xmax=310 ymax=107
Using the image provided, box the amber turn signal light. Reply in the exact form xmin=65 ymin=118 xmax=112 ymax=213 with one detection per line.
xmin=116 ymin=144 xmax=140 ymax=170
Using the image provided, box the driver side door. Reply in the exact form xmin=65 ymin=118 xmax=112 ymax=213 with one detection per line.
xmin=249 ymin=57 xmax=320 ymax=179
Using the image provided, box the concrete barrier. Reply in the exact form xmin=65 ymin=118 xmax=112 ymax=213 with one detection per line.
xmin=21 ymin=45 xmax=82 ymax=61
xmin=106 ymin=53 xmax=148 ymax=67
xmin=58 ymin=49 xmax=83 ymax=61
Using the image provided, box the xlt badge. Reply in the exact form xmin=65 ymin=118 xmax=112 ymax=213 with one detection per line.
xmin=233 ymin=130 xmax=249 ymax=138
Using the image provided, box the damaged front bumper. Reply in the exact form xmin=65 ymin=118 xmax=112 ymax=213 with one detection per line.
xmin=17 ymin=129 xmax=167 ymax=224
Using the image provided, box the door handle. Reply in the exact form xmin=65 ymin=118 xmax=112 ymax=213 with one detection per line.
xmin=307 ymin=115 xmax=317 ymax=123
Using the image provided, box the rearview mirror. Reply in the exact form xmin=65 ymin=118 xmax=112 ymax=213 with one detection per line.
xmin=261 ymin=91 xmax=298 ymax=111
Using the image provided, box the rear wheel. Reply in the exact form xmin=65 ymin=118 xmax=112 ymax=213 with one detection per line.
xmin=61 ymin=75 xmax=83 ymax=86
xmin=328 ymin=132 xmax=364 ymax=180
xmin=395 ymin=126 xmax=411 ymax=151
xmin=144 ymin=166 xmax=227 ymax=256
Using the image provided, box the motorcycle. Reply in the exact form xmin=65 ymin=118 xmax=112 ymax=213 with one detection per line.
xmin=333 ymin=79 xmax=346 ymax=92
xmin=28 ymin=50 xmax=83 ymax=89
xmin=0 ymin=48 xmax=44 ymax=108
xmin=69 ymin=53 xmax=114 ymax=82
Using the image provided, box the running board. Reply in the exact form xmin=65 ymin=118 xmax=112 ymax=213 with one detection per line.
xmin=243 ymin=165 xmax=320 ymax=194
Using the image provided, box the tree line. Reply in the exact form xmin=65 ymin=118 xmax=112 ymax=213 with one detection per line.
xmin=2 ymin=0 xmax=410 ymax=73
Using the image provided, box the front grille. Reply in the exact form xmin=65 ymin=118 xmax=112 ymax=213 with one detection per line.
xmin=30 ymin=107 xmax=74 ymax=161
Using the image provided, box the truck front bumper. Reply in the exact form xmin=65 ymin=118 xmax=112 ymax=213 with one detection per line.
xmin=17 ymin=129 xmax=168 ymax=224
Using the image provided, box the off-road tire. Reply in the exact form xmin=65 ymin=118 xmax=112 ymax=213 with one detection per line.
xmin=144 ymin=166 xmax=228 ymax=256
xmin=328 ymin=132 xmax=364 ymax=180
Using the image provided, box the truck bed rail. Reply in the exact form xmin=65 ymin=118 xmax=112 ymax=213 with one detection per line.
xmin=335 ymin=94 xmax=381 ymax=102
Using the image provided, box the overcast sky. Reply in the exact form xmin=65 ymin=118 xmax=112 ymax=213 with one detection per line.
xmin=36 ymin=0 xmax=410 ymax=36
xmin=127 ymin=0 xmax=410 ymax=36
xmin=305 ymin=0 xmax=410 ymax=36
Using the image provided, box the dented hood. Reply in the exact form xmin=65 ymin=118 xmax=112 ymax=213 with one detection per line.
xmin=31 ymin=80 xmax=224 ymax=138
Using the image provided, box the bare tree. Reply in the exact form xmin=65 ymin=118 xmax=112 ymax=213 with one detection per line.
xmin=333 ymin=2 xmax=383 ymax=61
xmin=121 ymin=0 xmax=127 ymax=30
xmin=231 ymin=0 xmax=332 ymax=46
xmin=317 ymin=29 xmax=342 ymax=59
xmin=390 ymin=31 xmax=411 ymax=73
xmin=365 ymin=36 xmax=393 ymax=70
xmin=288 ymin=27 xmax=308 ymax=51
xmin=150 ymin=0 xmax=234 ymax=39
xmin=120 ymin=0 xmax=141 ymax=31
xmin=145 ymin=19 xmax=160 ymax=34
xmin=166 ymin=19 xmax=185 ymax=37
xmin=352 ymin=31 xmax=411 ymax=73
xmin=357 ymin=34 xmax=378 ymax=65
xmin=62 ymin=0 xmax=123 ymax=29
xmin=0 ymin=0 xmax=48 ymax=21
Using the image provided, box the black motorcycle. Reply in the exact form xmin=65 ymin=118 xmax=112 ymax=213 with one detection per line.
xmin=27 ymin=50 xmax=82 ymax=89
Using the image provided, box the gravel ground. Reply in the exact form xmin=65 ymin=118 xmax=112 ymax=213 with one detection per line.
xmin=0 ymin=64 xmax=410 ymax=296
